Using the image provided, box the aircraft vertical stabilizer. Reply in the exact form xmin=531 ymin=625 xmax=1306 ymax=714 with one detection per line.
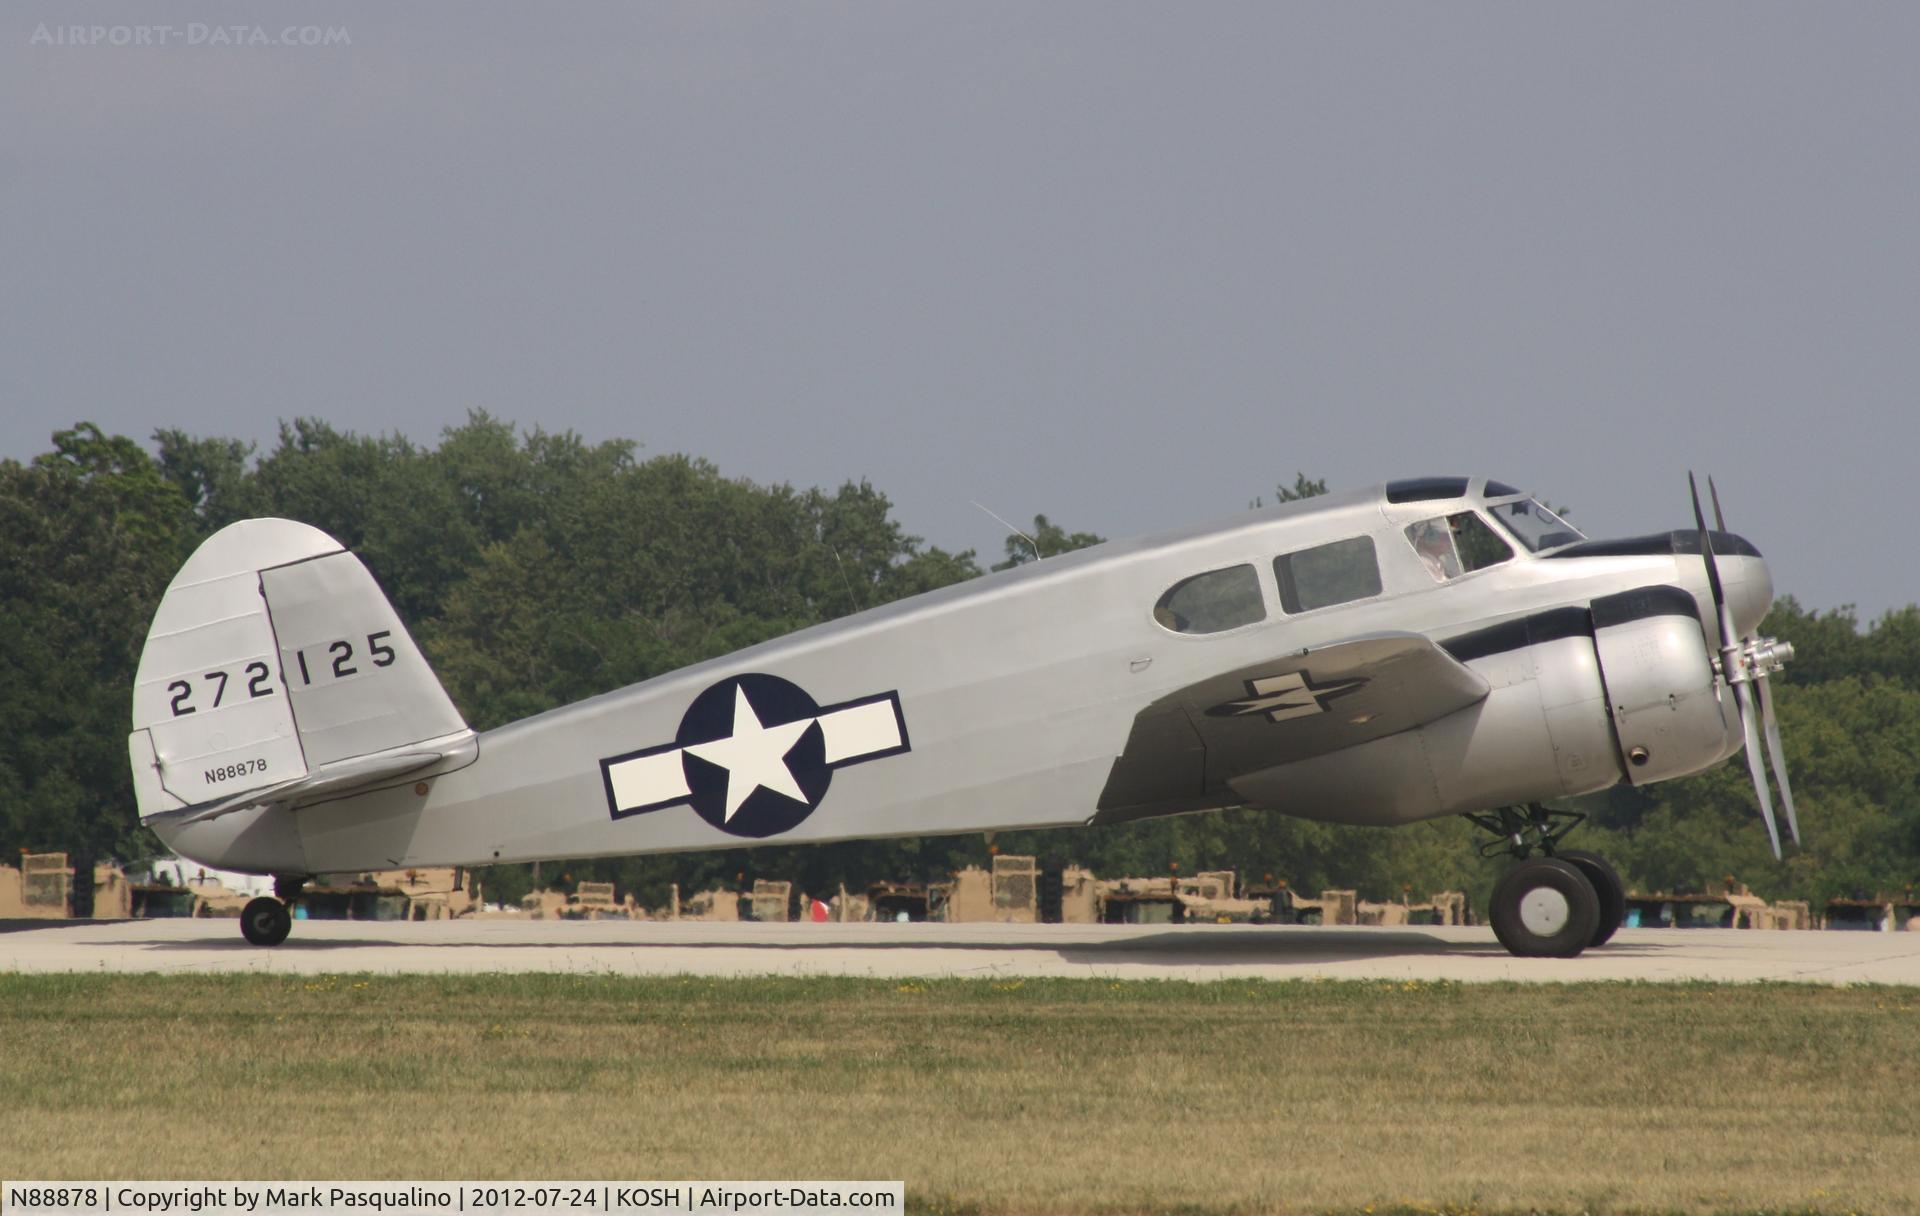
xmin=129 ymin=518 xmax=471 ymax=821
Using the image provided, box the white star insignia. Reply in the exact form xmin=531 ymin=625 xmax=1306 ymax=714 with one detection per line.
xmin=682 ymin=686 xmax=813 ymax=821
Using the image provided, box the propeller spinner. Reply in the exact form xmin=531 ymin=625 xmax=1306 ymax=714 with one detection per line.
xmin=1689 ymin=473 xmax=1799 ymax=858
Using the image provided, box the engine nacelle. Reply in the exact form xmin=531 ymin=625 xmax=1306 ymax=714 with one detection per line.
xmin=1229 ymin=611 xmax=1623 ymax=825
xmin=1589 ymin=585 xmax=1739 ymax=785
xmin=1226 ymin=585 xmax=1741 ymax=826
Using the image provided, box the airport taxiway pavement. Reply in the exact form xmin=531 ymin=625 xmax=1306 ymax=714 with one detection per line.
xmin=3 ymin=918 xmax=1918 ymax=983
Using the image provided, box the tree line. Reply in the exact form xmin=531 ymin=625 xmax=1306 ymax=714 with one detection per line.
xmin=2 ymin=418 xmax=1915 ymax=910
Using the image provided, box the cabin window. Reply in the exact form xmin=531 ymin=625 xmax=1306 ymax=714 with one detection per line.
xmin=1153 ymin=564 xmax=1266 ymax=634
xmin=1406 ymin=512 xmax=1513 ymax=582
xmin=1274 ymin=536 xmax=1382 ymax=614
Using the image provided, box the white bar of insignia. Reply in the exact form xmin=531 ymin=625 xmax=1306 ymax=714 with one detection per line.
xmin=818 ymin=700 xmax=901 ymax=764
xmin=607 ymin=749 xmax=691 ymax=810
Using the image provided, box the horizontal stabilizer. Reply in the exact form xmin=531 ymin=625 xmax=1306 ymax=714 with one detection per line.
xmin=165 ymin=736 xmax=476 ymax=826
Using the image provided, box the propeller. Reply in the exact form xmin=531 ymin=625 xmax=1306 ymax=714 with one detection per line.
xmin=1702 ymin=480 xmax=1800 ymax=846
xmin=1689 ymin=473 xmax=1799 ymax=858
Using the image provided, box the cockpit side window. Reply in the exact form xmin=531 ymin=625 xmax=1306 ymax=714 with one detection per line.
xmin=1454 ymin=512 xmax=1514 ymax=570
xmin=1274 ymin=536 xmax=1382 ymax=614
xmin=1153 ymin=564 xmax=1265 ymax=634
xmin=1490 ymin=499 xmax=1584 ymax=552
xmin=1406 ymin=513 xmax=1513 ymax=582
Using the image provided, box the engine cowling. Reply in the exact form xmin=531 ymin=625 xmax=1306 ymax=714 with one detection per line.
xmin=1589 ymin=585 xmax=1740 ymax=784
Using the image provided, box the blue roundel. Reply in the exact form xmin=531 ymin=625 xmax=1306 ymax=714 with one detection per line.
xmin=676 ymin=674 xmax=833 ymax=838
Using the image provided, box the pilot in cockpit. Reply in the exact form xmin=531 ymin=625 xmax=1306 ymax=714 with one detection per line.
xmin=1408 ymin=518 xmax=1461 ymax=581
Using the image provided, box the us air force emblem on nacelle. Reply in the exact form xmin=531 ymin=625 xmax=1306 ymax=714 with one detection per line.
xmin=599 ymin=673 xmax=910 ymax=838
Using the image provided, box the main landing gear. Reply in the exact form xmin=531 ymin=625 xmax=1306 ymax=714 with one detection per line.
xmin=1465 ymin=804 xmax=1625 ymax=959
xmin=239 ymin=876 xmax=307 ymax=947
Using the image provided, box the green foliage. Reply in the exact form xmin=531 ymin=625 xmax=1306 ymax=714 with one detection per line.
xmin=423 ymin=448 xmax=980 ymax=729
xmin=1274 ymin=471 xmax=1329 ymax=502
xmin=0 ymin=424 xmax=192 ymax=862
xmin=988 ymin=513 xmax=1104 ymax=571
xmin=1250 ymin=471 xmax=1329 ymax=509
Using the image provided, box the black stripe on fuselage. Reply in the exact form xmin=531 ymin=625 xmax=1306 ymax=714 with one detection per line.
xmin=1439 ymin=585 xmax=1698 ymax=664
xmin=1590 ymin=584 xmax=1700 ymax=631
xmin=1440 ymin=607 xmax=1593 ymax=664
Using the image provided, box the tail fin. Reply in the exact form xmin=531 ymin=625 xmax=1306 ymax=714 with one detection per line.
xmin=129 ymin=518 xmax=472 ymax=821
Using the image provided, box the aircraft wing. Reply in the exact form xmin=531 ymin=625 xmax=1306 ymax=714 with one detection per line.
xmin=1097 ymin=632 xmax=1490 ymax=816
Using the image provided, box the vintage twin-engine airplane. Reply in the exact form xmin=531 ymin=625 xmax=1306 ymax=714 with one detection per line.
xmin=129 ymin=474 xmax=1798 ymax=957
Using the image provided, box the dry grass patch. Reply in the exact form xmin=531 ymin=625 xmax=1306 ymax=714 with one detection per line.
xmin=0 ymin=974 xmax=1914 ymax=1215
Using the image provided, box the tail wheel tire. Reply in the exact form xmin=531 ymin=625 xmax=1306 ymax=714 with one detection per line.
xmin=1491 ymin=858 xmax=1599 ymax=958
xmin=240 ymin=897 xmax=292 ymax=947
xmin=1555 ymin=849 xmax=1625 ymax=948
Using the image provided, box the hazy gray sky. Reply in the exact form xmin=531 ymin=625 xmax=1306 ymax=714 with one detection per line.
xmin=6 ymin=4 xmax=1916 ymax=616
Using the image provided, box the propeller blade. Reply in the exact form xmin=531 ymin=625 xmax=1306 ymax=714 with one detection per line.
xmin=1688 ymin=472 xmax=1729 ymax=629
xmin=1754 ymin=675 xmax=1800 ymax=845
xmin=1695 ymin=473 xmax=1791 ymax=857
xmin=1734 ymin=679 xmax=1783 ymax=860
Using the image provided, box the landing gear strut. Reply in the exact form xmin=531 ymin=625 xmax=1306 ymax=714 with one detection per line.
xmin=1466 ymin=804 xmax=1625 ymax=957
xmin=239 ymin=876 xmax=307 ymax=947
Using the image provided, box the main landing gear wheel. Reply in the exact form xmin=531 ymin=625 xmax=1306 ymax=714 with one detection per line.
xmin=1490 ymin=858 xmax=1599 ymax=959
xmin=240 ymin=897 xmax=293 ymax=947
xmin=1555 ymin=849 xmax=1625 ymax=947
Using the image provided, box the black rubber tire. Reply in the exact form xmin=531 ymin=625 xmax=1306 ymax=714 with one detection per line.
xmin=1491 ymin=858 xmax=1599 ymax=958
xmin=1556 ymin=849 xmax=1625 ymax=948
xmin=240 ymin=897 xmax=292 ymax=947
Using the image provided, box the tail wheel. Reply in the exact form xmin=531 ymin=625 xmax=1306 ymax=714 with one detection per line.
xmin=1555 ymin=849 xmax=1625 ymax=947
xmin=240 ymin=897 xmax=292 ymax=947
xmin=1491 ymin=858 xmax=1599 ymax=958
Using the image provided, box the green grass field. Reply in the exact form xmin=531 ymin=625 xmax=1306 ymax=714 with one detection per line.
xmin=0 ymin=974 xmax=1914 ymax=1215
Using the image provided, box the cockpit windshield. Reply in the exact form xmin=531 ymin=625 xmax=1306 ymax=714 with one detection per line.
xmin=1489 ymin=498 xmax=1584 ymax=552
